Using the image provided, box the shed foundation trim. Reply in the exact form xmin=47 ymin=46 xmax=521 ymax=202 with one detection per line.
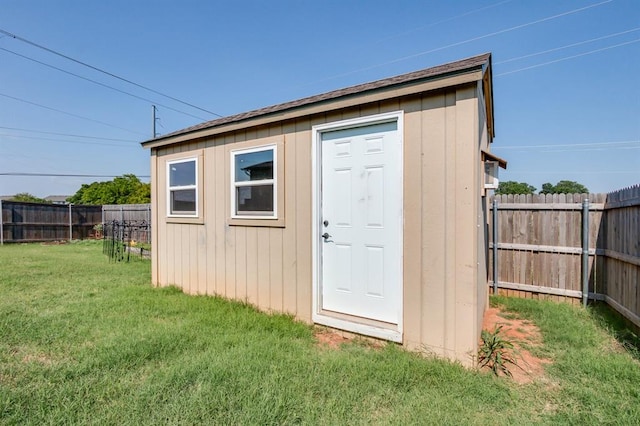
xmin=312 ymin=313 xmax=402 ymax=343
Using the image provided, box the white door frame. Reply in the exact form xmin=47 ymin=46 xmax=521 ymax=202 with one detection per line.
xmin=311 ymin=111 xmax=404 ymax=343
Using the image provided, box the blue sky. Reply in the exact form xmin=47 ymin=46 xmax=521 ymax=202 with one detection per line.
xmin=1 ymin=0 xmax=638 ymax=197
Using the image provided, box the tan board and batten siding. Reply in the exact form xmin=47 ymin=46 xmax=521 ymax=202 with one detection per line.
xmin=144 ymin=53 xmax=497 ymax=366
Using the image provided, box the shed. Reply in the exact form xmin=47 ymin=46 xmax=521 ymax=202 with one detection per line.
xmin=142 ymin=53 xmax=504 ymax=365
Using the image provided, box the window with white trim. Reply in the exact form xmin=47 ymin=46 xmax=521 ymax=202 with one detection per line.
xmin=167 ymin=158 xmax=198 ymax=216
xmin=231 ymin=145 xmax=276 ymax=218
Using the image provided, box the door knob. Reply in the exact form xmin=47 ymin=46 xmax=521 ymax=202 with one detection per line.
xmin=322 ymin=232 xmax=331 ymax=241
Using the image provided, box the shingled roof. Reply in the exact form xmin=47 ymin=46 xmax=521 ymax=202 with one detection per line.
xmin=143 ymin=52 xmax=492 ymax=147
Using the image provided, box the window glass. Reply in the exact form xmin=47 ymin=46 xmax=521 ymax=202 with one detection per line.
xmin=171 ymin=189 xmax=196 ymax=214
xmin=231 ymin=145 xmax=276 ymax=218
xmin=168 ymin=158 xmax=197 ymax=216
xmin=234 ymin=150 xmax=273 ymax=182
xmin=236 ymin=185 xmax=274 ymax=213
xmin=170 ymin=160 xmax=196 ymax=186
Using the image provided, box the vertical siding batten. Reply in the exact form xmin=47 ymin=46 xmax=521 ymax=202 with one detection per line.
xmin=214 ymin=137 xmax=227 ymax=296
xmin=401 ymin=96 xmax=424 ymax=349
xmin=443 ymin=90 xmax=458 ymax=359
xmin=282 ymin=120 xmax=298 ymax=315
xmin=420 ymin=92 xmax=447 ymax=355
xmin=453 ymin=85 xmax=479 ymax=357
xmin=204 ymin=137 xmax=218 ymax=295
xmin=296 ymin=116 xmax=317 ymax=322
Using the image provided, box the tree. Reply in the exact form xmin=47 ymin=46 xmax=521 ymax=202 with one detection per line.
xmin=10 ymin=193 xmax=50 ymax=203
xmin=67 ymin=174 xmax=150 ymax=205
xmin=496 ymin=181 xmax=536 ymax=195
xmin=539 ymin=180 xmax=589 ymax=194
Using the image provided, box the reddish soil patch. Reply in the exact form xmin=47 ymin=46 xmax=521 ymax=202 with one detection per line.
xmin=314 ymin=327 xmax=385 ymax=350
xmin=482 ymin=307 xmax=551 ymax=384
xmin=315 ymin=328 xmax=352 ymax=349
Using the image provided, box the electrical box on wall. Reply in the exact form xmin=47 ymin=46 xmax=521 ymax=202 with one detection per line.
xmin=484 ymin=161 xmax=499 ymax=189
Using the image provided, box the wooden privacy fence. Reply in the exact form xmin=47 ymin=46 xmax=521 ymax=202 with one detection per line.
xmin=490 ymin=185 xmax=640 ymax=330
xmin=102 ymin=204 xmax=151 ymax=244
xmin=0 ymin=200 xmax=102 ymax=243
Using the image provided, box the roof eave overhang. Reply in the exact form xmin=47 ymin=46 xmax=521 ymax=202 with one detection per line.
xmin=482 ymin=57 xmax=495 ymax=143
xmin=142 ymin=68 xmax=485 ymax=150
xmin=482 ymin=150 xmax=507 ymax=169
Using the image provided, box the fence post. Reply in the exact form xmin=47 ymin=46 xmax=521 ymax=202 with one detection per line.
xmin=492 ymin=198 xmax=499 ymax=295
xmin=581 ymin=198 xmax=590 ymax=307
xmin=0 ymin=199 xmax=3 ymax=245
xmin=68 ymin=203 xmax=73 ymax=241
xmin=120 ymin=205 xmax=124 ymax=224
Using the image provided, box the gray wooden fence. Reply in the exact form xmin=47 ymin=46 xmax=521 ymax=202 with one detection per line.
xmin=0 ymin=200 xmax=102 ymax=243
xmin=102 ymin=204 xmax=151 ymax=224
xmin=490 ymin=185 xmax=640 ymax=330
xmin=102 ymin=204 xmax=151 ymax=244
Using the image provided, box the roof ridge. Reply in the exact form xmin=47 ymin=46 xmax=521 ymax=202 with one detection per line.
xmin=143 ymin=52 xmax=491 ymax=145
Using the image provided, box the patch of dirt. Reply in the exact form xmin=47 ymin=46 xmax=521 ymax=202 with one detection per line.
xmin=481 ymin=307 xmax=551 ymax=384
xmin=314 ymin=327 xmax=385 ymax=350
xmin=21 ymin=353 xmax=54 ymax=366
xmin=314 ymin=327 xmax=354 ymax=349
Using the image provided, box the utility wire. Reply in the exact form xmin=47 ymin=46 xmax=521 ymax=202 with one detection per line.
xmin=0 ymin=172 xmax=150 ymax=178
xmin=495 ymin=140 xmax=640 ymax=149
xmin=0 ymin=47 xmax=208 ymax=121
xmin=495 ymin=38 xmax=640 ymax=76
xmin=0 ymin=133 xmax=141 ymax=148
xmin=374 ymin=0 xmax=513 ymax=44
xmin=0 ymin=28 xmax=222 ymax=118
xmin=0 ymin=126 xmax=136 ymax=142
xmin=294 ymin=0 xmax=613 ymax=87
xmin=0 ymin=92 xmax=146 ymax=136
xmin=496 ymin=27 xmax=640 ymax=65
xmin=513 ymin=170 xmax=638 ymax=175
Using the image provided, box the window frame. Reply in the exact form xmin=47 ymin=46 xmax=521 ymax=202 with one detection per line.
xmin=166 ymin=156 xmax=199 ymax=218
xmin=230 ymin=144 xmax=278 ymax=220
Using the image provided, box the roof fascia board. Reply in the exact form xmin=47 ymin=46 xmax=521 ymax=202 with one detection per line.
xmin=143 ymin=69 xmax=483 ymax=150
xmin=481 ymin=150 xmax=507 ymax=169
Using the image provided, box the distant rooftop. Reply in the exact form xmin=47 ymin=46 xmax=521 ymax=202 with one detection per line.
xmin=44 ymin=195 xmax=70 ymax=204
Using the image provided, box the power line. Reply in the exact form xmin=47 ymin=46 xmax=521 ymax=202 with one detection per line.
xmin=0 ymin=27 xmax=223 ymax=118
xmin=0 ymin=172 xmax=150 ymax=178
xmin=495 ymin=27 xmax=640 ymax=65
xmin=0 ymin=47 xmax=208 ymax=121
xmin=511 ymin=170 xmax=638 ymax=175
xmin=374 ymin=0 xmax=514 ymax=44
xmin=0 ymin=92 xmax=146 ymax=136
xmin=495 ymin=38 xmax=640 ymax=76
xmin=495 ymin=140 xmax=640 ymax=150
xmin=0 ymin=126 xmax=136 ymax=142
xmin=294 ymin=0 xmax=613 ymax=87
xmin=0 ymin=133 xmax=141 ymax=148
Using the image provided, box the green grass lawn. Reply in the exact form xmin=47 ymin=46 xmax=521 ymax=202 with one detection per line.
xmin=1 ymin=241 xmax=639 ymax=424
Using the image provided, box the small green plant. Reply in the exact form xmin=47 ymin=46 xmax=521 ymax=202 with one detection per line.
xmin=478 ymin=325 xmax=519 ymax=377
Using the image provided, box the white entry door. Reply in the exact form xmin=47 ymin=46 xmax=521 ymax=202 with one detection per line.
xmin=320 ymin=119 xmax=403 ymax=325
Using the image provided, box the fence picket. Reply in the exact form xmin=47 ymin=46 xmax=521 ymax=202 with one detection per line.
xmin=491 ymin=186 xmax=640 ymax=331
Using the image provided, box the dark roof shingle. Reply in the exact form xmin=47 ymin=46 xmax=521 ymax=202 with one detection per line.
xmin=143 ymin=53 xmax=491 ymax=146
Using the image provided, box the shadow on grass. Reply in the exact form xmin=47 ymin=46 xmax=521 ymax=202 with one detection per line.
xmin=589 ymin=302 xmax=640 ymax=361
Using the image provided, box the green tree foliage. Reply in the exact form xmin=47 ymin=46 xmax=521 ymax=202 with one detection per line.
xmin=10 ymin=193 xmax=50 ymax=203
xmin=495 ymin=181 xmax=537 ymax=195
xmin=540 ymin=180 xmax=589 ymax=194
xmin=67 ymin=174 xmax=150 ymax=205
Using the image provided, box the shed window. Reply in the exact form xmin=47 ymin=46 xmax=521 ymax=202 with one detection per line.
xmin=167 ymin=158 xmax=198 ymax=216
xmin=231 ymin=145 xmax=276 ymax=218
